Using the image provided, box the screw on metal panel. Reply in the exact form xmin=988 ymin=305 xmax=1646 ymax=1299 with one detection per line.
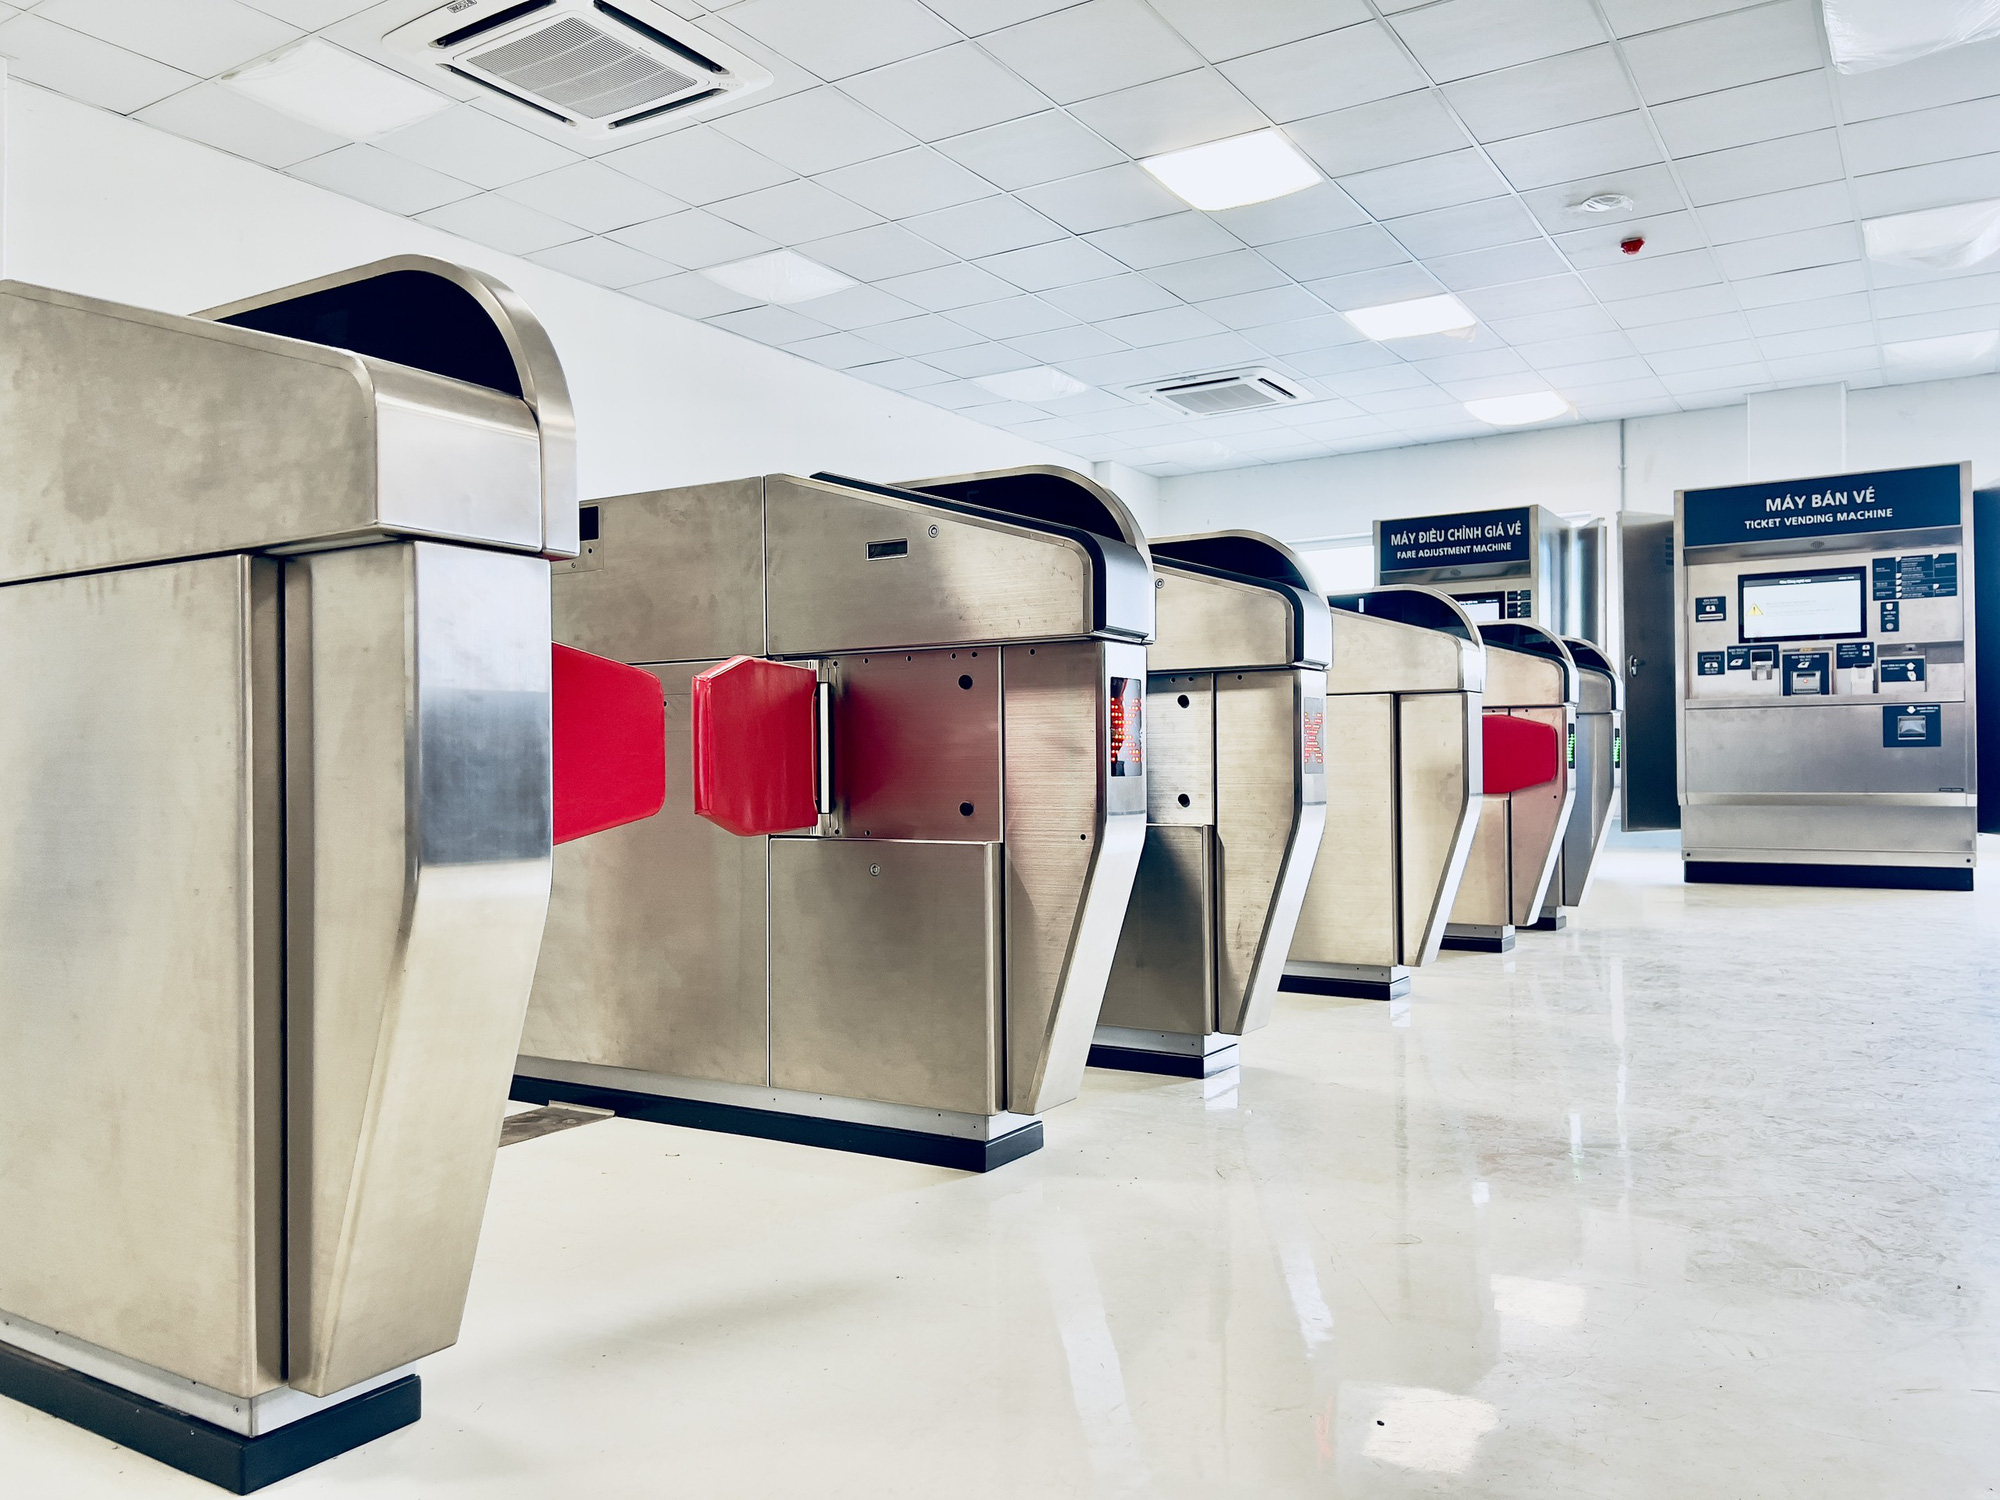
xmin=869 ymin=864 xmax=880 ymax=876
xmin=928 ymin=524 xmax=939 ymax=537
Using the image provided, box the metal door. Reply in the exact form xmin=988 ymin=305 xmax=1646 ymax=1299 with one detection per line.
xmin=1619 ymin=513 xmax=1679 ymax=830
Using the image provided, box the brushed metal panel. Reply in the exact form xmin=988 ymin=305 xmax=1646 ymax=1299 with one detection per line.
xmin=1449 ymin=795 xmax=1512 ymax=929
xmin=1562 ymin=706 xmax=1618 ymax=906
xmin=0 ymin=280 xmax=544 ymax=582
xmin=1101 ymin=825 xmax=1215 ymax=1035
xmin=1148 ymin=568 xmax=1292 ymax=672
xmin=0 ymin=554 xmax=283 ymax=1397
xmin=286 ymin=541 xmax=554 ymax=1397
xmin=1145 ymin=673 xmax=1214 ymax=824
xmin=768 ymin=838 xmax=1001 ymax=1114
xmin=1482 ymin=643 xmax=1566 ymax=708
xmin=1291 ymin=693 xmax=1397 ymax=969
xmin=1215 ymin=669 xmax=1324 ymax=1035
xmin=1685 ymin=703 xmax=1972 ymax=796
xmin=1682 ymin=802 xmax=1976 ymax=858
xmin=553 ymin=481 xmax=766 ymax=664
xmin=1328 ymin=609 xmax=1481 ymax=694
xmin=832 ymin=647 xmax=1002 ymax=842
xmin=1399 ymin=691 xmax=1482 ymax=965
xmin=523 ymin=661 xmax=769 ymax=1087
xmin=1506 ymin=706 xmax=1575 ymax=925
xmin=1003 ymin=639 xmax=1148 ymax=1113
xmin=765 ymin=475 xmax=1093 ymax=654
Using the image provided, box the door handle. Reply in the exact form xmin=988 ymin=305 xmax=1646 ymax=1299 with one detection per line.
xmin=1626 ymin=655 xmax=1643 ymax=676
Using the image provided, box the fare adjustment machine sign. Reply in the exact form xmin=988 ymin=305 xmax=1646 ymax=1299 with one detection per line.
xmin=1674 ymin=462 xmax=1976 ymax=888
xmin=1376 ymin=504 xmax=1565 ymax=629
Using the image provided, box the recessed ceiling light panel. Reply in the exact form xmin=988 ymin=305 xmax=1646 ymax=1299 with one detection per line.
xmin=1342 ymin=294 xmax=1478 ymax=342
xmin=385 ymin=0 xmax=771 ymax=141
xmin=699 ymin=251 xmax=854 ymax=305
xmin=1465 ymin=391 xmax=1573 ymax=427
xmin=221 ymin=38 xmax=454 ymax=139
xmin=1140 ymin=130 xmax=1323 ymax=212
xmin=973 ymin=367 xmax=1090 ymax=402
xmin=1862 ymin=199 xmax=2000 ymax=271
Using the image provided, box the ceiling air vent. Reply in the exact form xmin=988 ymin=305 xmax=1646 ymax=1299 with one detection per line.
xmin=1141 ymin=368 xmax=1308 ymax=417
xmin=386 ymin=0 xmax=770 ymax=141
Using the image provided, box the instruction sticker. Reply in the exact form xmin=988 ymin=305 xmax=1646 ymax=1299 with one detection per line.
xmin=1697 ymin=651 xmax=1725 ymax=676
xmin=1883 ymin=704 xmax=1941 ymax=747
xmin=1695 ymin=595 xmax=1727 ymax=622
xmin=1880 ymin=600 xmax=1900 ymax=632
xmin=1782 ymin=650 xmax=1830 ymax=696
xmin=1837 ymin=641 xmax=1876 ymax=667
xmin=1725 ymin=646 xmax=1753 ymax=671
xmin=1878 ymin=657 xmax=1926 ymax=685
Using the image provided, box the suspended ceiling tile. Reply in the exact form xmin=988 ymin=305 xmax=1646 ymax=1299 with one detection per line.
xmin=1442 ymin=45 xmax=1639 ymax=143
xmin=376 ymin=105 xmax=579 ymax=191
xmin=1303 ymin=261 xmax=1448 ymax=309
xmin=786 ymin=330 xmax=897 ymax=368
xmin=1554 ymin=211 xmax=1708 ymax=267
xmin=1519 ymin=163 xmax=1685 ymax=232
xmin=722 ymin=0 xmax=956 ymax=80
xmin=1218 ymin=23 xmax=1424 ymax=123
xmin=1599 ymin=0 xmax=1766 ymax=36
xmin=1583 ymin=247 xmax=1721 ymax=300
xmin=912 ymin=375 xmax=1011 ymax=408
xmin=708 ymin=178 xmax=881 ymax=240
xmin=1007 ymin=324 xmax=1132 ymax=361
xmin=1730 ymin=261 xmax=1870 ymax=308
xmin=1146 ymin=0 xmax=1370 ymax=63
xmin=527 ymin=237 xmax=683 ymax=290
xmin=625 ymin=272 xmax=762 ymax=319
xmin=1040 ymin=273 xmax=1182 ymax=320
xmin=905 ymin=195 xmax=1066 ymax=257
xmin=1015 ymin=164 xmax=1187 ymax=234
xmin=1259 ymin=223 xmax=1409 ymax=281
xmin=1757 ymin=322 xmax=1877 ymax=358
xmin=932 ymin=111 xmax=1127 ymax=190
xmin=1390 ymin=0 xmax=1607 ymax=83
xmin=1053 ymin=345 xmax=1180 ymax=383
xmin=1084 ymin=211 xmax=1244 ymax=269
xmin=1285 ymin=92 xmax=1472 ymax=179
xmin=919 ymin=0 xmax=1077 ymax=33
xmin=1325 ymin=361 xmax=1433 ymax=395
xmin=1660 ymin=364 xmax=1766 ymax=393
xmin=1512 ymin=330 xmax=1640 ymax=366
xmin=1068 ymin=69 xmax=1270 ymax=158
xmin=417 ymin=194 xmax=584 ymax=256
xmin=1832 ymin=34 xmax=2000 ymax=122
xmin=237 ymin=0 xmax=376 ymax=25
xmin=36 ymin=0 xmax=299 ymax=77
xmin=799 ymin=222 xmax=956 ymax=280
xmin=1337 ymin=150 xmax=1512 ymax=219
xmin=1675 ymin=130 xmax=1846 ymax=206
xmin=839 ymin=42 xmax=1050 ymax=141
xmin=1852 ymin=151 xmax=2000 ymax=218
xmin=946 ymin=295 xmax=1078 ymax=338
xmin=1602 ymin=283 xmax=1740 ymax=327
xmin=846 ymin=355 xmax=956 ymax=390
xmin=1487 ymin=112 xmax=1662 ymax=192
xmin=1646 ymin=338 xmax=1762 ymax=374
xmin=926 ymin=340 xmax=1039 ymax=376
xmin=1455 ymin=273 xmax=1596 ymax=319
xmin=499 ymin=160 xmax=686 ymax=233
xmin=1439 ymin=370 xmax=1566 ymax=401
xmin=1097 ymin=305 xmax=1232 ymax=347
xmin=1624 ymin=310 xmax=1754 ymax=351
xmin=975 ymin=238 xmax=1128 ymax=292
xmin=1843 ymin=96 xmax=2000 ymax=178
xmin=1211 ymin=182 xmax=1370 ymax=246
xmin=605 ymin=126 xmax=795 ymax=205
xmin=1713 ymin=224 xmax=1860 ymax=281
xmin=1351 ymin=384 xmax=1458 ymax=414
xmin=810 ymin=147 xmax=986 ymax=218
xmin=1284 ymin=342 xmax=1403 ymax=375
xmin=1387 ymin=196 xmax=1542 ymax=259
xmin=134 ymin=80 xmax=344 ymax=169
xmin=1196 ymin=285 xmax=1334 ymax=330
xmin=714 ymin=87 xmax=919 ymax=174
xmin=1146 ymin=250 xmax=1290 ymax=301
xmin=865 ymin=312 xmax=988 ymax=354
xmin=289 ymin=144 xmax=477 ymax=216
xmin=1875 ymin=304 xmax=2000 ymax=342
xmin=1427 ymin=239 xmax=1570 ymax=290
xmin=612 ymin=208 xmax=776 ymax=268
xmin=707 ymin=307 xmax=838 ymax=347
xmin=1648 ymin=71 xmax=1835 ymax=158
xmin=874 ymin=261 xmax=1021 ymax=310
xmin=0 ymin=13 xmax=198 ymax=113
xmin=1873 ymin=273 xmax=2000 ymax=316
xmin=1696 ymin=182 xmax=1854 ymax=244
xmin=1488 ymin=304 xmax=1620 ymax=341
xmin=980 ymin=0 xmax=1204 ymax=105
xmin=1745 ymin=293 xmax=1871 ymax=334
xmin=1410 ymin=346 xmax=1530 ymax=381
xmin=785 ymin=283 xmax=926 ymax=329
xmin=1620 ymin=0 xmax=1825 ymax=105
xmin=1764 ymin=349 xmax=1882 ymax=381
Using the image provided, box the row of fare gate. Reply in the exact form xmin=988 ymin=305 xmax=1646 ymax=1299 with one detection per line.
xmin=0 ymin=259 xmax=1616 ymax=1491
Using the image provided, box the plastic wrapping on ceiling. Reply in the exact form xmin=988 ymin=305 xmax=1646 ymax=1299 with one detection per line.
xmin=1821 ymin=0 xmax=2000 ymax=72
xmin=1862 ymin=199 xmax=2000 ymax=271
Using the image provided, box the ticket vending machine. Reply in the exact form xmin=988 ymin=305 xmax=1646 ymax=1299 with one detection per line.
xmin=518 ymin=470 xmax=1152 ymax=1170
xmin=1531 ymin=637 xmax=1622 ymax=927
xmin=1283 ymin=587 xmax=1485 ymax=1000
xmin=1442 ymin=624 xmax=1579 ymax=951
xmin=1090 ymin=531 xmax=1330 ymax=1076
xmin=0 ymin=261 xmax=663 ymax=1492
xmin=1678 ymin=464 xmax=1976 ymax=888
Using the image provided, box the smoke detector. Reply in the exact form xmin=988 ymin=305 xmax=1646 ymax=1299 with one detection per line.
xmin=1140 ymin=368 xmax=1308 ymax=417
xmin=386 ymin=0 xmax=770 ymax=141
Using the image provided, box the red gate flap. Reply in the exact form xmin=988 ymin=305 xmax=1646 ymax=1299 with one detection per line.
xmin=552 ymin=644 xmax=667 ymax=844
xmin=691 ymin=655 xmax=819 ymax=837
xmin=1482 ymin=712 xmax=1560 ymax=796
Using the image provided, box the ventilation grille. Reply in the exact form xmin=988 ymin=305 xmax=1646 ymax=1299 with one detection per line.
xmin=387 ymin=0 xmax=769 ymax=141
xmin=471 ymin=17 xmax=696 ymax=119
xmin=1142 ymin=368 xmax=1308 ymax=417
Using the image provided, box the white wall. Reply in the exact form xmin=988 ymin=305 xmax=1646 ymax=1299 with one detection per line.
xmin=0 ymin=81 xmax=1172 ymax=524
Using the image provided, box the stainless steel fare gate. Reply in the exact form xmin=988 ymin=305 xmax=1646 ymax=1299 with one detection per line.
xmin=0 ymin=260 xmax=659 ymax=1492
xmin=518 ymin=466 xmax=1154 ymax=1170
xmin=1091 ymin=532 xmax=1330 ymax=1077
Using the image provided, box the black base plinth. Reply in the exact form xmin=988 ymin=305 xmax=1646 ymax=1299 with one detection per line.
xmin=1440 ymin=931 xmax=1515 ymax=953
xmin=0 ymin=1339 xmax=417 ymax=1494
xmin=1279 ymin=972 xmax=1410 ymax=1002
xmin=1529 ymin=911 xmax=1568 ymax=931
xmin=1086 ymin=1042 xmax=1238 ymax=1078
xmin=511 ymin=1075 xmax=1042 ymax=1172
xmin=1684 ymin=860 xmax=1974 ymax=892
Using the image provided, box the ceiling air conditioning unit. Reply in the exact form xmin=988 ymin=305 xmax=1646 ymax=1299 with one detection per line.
xmin=387 ymin=0 xmax=770 ymax=141
xmin=1140 ymin=368 xmax=1308 ymax=417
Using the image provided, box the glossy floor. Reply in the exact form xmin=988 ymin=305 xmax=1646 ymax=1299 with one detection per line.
xmin=8 ymin=847 xmax=1999 ymax=1497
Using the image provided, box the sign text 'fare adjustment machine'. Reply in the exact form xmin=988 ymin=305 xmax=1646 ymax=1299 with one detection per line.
xmin=1091 ymin=532 xmax=1330 ymax=1077
xmin=0 ymin=260 xmax=664 ymax=1493
xmin=1678 ymin=464 xmax=1976 ymax=889
xmin=518 ymin=466 xmax=1152 ymax=1170
xmin=1283 ymin=587 xmax=1485 ymax=1001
